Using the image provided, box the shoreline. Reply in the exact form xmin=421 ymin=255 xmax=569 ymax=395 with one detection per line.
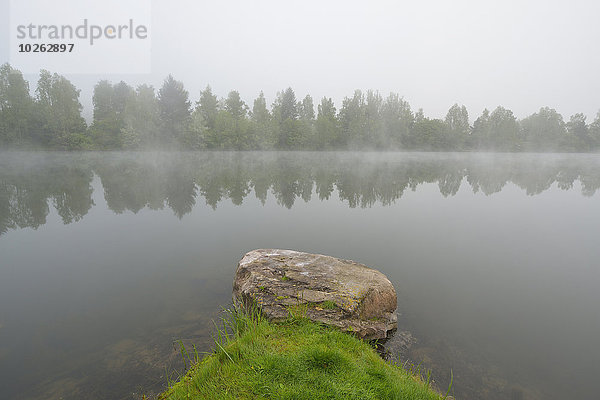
xmin=157 ymin=307 xmax=448 ymax=400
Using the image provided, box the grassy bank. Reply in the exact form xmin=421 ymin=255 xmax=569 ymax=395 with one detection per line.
xmin=158 ymin=307 xmax=448 ymax=400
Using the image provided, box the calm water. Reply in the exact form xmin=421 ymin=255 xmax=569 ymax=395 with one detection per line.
xmin=1 ymin=151 xmax=599 ymax=400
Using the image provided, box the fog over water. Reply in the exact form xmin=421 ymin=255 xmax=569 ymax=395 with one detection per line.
xmin=2 ymin=0 xmax=600 ymax=399
xmin=0 ymin=151 xmax=599 ymax=399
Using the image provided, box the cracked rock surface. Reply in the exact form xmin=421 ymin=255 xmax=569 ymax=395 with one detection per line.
xmin=233 ymin=249 xmax=398 ymax=340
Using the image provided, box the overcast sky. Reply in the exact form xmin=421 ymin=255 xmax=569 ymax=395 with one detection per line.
xmin=1 ymin=0 xmax=599 ymax=122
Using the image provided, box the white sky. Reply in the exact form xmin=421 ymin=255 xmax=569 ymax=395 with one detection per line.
xmin=1 ymin=0 xmax=599 ymax=121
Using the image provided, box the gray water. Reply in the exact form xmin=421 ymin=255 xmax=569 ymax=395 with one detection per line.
xmin=1 ymin=151 xmax=599 ymax=400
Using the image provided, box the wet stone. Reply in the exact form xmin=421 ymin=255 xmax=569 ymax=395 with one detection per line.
xmin=233 ymin=249 xmax=398 ymax=340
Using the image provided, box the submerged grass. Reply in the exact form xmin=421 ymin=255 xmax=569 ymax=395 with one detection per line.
xmin=159 ymin=306 xmax=447 ymax=400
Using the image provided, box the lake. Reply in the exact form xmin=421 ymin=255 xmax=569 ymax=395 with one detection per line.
xmin=0 ymin=151 xmax=599 ymax=399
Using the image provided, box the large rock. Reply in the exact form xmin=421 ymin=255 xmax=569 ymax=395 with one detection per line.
xmin=233 ymin=249 xmax=397 ymax=340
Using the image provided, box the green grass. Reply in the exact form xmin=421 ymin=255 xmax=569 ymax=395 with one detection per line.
xmin=320 ymin=300 xmax=338 ymax=310
xmin=159 ymin=307 xmax=447 ymax=400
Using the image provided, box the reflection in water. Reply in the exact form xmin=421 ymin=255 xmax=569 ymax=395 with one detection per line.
xmin=1 ymin=151 xmax=599 ymax=400
xmin=2 ymin=151 xmax=600 ymax=235
xmin=0 ymin=155 xmax=95 ymax=235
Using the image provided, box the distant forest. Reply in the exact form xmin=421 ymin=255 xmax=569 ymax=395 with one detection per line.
xmin=1 ymin=63 xmax=599 ymax=151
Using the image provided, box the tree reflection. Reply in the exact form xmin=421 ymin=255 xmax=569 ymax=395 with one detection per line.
xmin=0 ymin=154 xmax=94 ymax=235
xmin=1 ymin=152 xmax=600 ymax=236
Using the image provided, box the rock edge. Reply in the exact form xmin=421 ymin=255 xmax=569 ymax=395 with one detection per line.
xmin=233 ymin=249 xmax=397 ymax=340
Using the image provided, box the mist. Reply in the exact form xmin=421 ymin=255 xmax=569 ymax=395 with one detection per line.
xmin=2 ymin=151 xmax=600 ymax=400
xmin=1 ymin=0 xmax=600 ymax=121
xmin=2 ymin=1 xmax=600 ymax=400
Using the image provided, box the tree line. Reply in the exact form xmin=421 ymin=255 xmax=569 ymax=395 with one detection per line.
xmin=1 ymin=63 xmax=600 ymax=151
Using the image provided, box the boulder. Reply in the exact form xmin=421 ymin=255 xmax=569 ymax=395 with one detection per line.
xmin=233 ymin=249 xmax=397 ymax=340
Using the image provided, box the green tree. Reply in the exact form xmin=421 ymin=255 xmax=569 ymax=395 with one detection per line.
xmin=589 ymin=110 xmax=600 ymax=149
xmin=298 ymin=94 xmax=315 ymax=148
xmin=444 ymin=104 xmax=469 ymax=149
xmin=0 ymin=63 xmax=34 ymax=145
xmin=409 ymin=118 xmax=448 ymax=150
xmin=472 ymin=106 xmax=519 ymax=151
xmin=299 ymin=95 xmax=315 ymax=121
xmin=250 ymin=91 xmax=274 ymax=149
xmin=197 ymin=85 xmax=219 ymax=130
xmin=35 ymin=70 xmax=87 ymax=149
xmin=279 ymin=87 xmax=298 ymax=121
xmin=315 ymin=97 xmax=340 ymax=148
xmin=382 ymin=93 xmax=413 ymax=148
xmin=272 ymin=88 xmax=300 ymax=148
xmin=364 ymin=90 xmax=383 ymax=147
xmin=221 ymin=90 xmax=250 ymax=149
xmin=158 ymin=75 xmax=191 ymax=146
xmin=225 ymin=90 xmax=248 ymax=119
xmin=251 ymin=91 xmax=270 ymax=124
xmin=90 ymin=80 xmax=135 ymax=149
xmin=339 ymin=90 xmax=366 ymax=147
xmin=121 ymin=84 xmax=160 ymax=148
xmin=565 ymin=113 xmax=590 ymax=151
xmin=470 ymin=108 xmax=490 ymax=149
xmin=189 ymin=86 xmax=220 ymax=149
xmin=488 ymin=106 xmax=519 ymax=151
xmin=91 ymin=80 xmax=114 ymax=122
xmin=113 ymin=81 xmax=135 ymax=118
xmin=414 ymin=108 xmax=425 ymax=124
xmin=211 ymin=110 xmax=247 ymax=149
xmin=519 ymin=107 xmax=566 ymax=151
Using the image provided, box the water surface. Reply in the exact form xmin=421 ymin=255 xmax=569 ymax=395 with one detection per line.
xmin=0 ymin=151 xmax=599 ymax=399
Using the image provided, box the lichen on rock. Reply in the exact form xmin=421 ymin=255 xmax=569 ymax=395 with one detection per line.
xmin=233 ymin=249 xmax=398 ymax=340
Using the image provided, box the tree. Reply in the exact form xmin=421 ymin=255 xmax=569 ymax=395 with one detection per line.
xmin=250 ymin=91 xmax=274 ymax=149
xmin=121 ymin=84 xmax=160 ymax=148
xmin=197 ymin=85 xmax=219 ymax=130
xmin=189 ymin=85 xmax=220 ymax=149
xmin=364 ymin=90 xmax=383 ymax=147
xmin=251 ymin=91 xmax=270 ymax=125
xmin=298 ymin=94 xmax=315 ymax=147
xmin=225 ymin=90 xmax=248 ymax=120
xmin=211 ymin=110 xmax=247 ymax=149
xmin=565 ymin=113 xmax=590 ymax=151
xmin=414 ymin=108 xmax=425 ymax=124
xmin=113 ymin=81 xmax=135 ymax=118
xmin=90 ymin=80 xmax=135 ymax=149
xmin=471 ymin=106 xmax=519 ymax=151
xmin=444 ymin=104 xmax=469 ymax=149
xmin=220 ymin=90 xmax=250 ymax=149
xmin=315 ymin=97 xmax=340 ymax=148
xmin=35 ymin=70 xmax=87 ymax=149
xmin=339 ymin=90 xmax=366 ymax=147
xmin=158 ymin=75 xmax=191 ymax=145
xmin=382 ymin=93 xmax=413 ymax=148
xmin=488 ymin=106 xmax=519 ymax=151
xmin=279 ymin=87 xmax=298 ymax=121
xmin=299 ymin=95 xmax=315 ymax=121
xmin=409 ymin=118 xmax=448 ymax=150
xmin=0 ymin=63 xmax=34 ymax=145
xmin=519 ymin=107 xmax=566 ymax=151
xmin=92 ymin=80 xmax=114 ymax=122
xmin=589 ymin=110 xmax=600 ymax=149
xmin=470 ymin=108 xmax=490 ymax=149
xmin=90 ymin=80 xmax=118 ymax=148
xmin=272 ymin=88 xmax=300 ymax=148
